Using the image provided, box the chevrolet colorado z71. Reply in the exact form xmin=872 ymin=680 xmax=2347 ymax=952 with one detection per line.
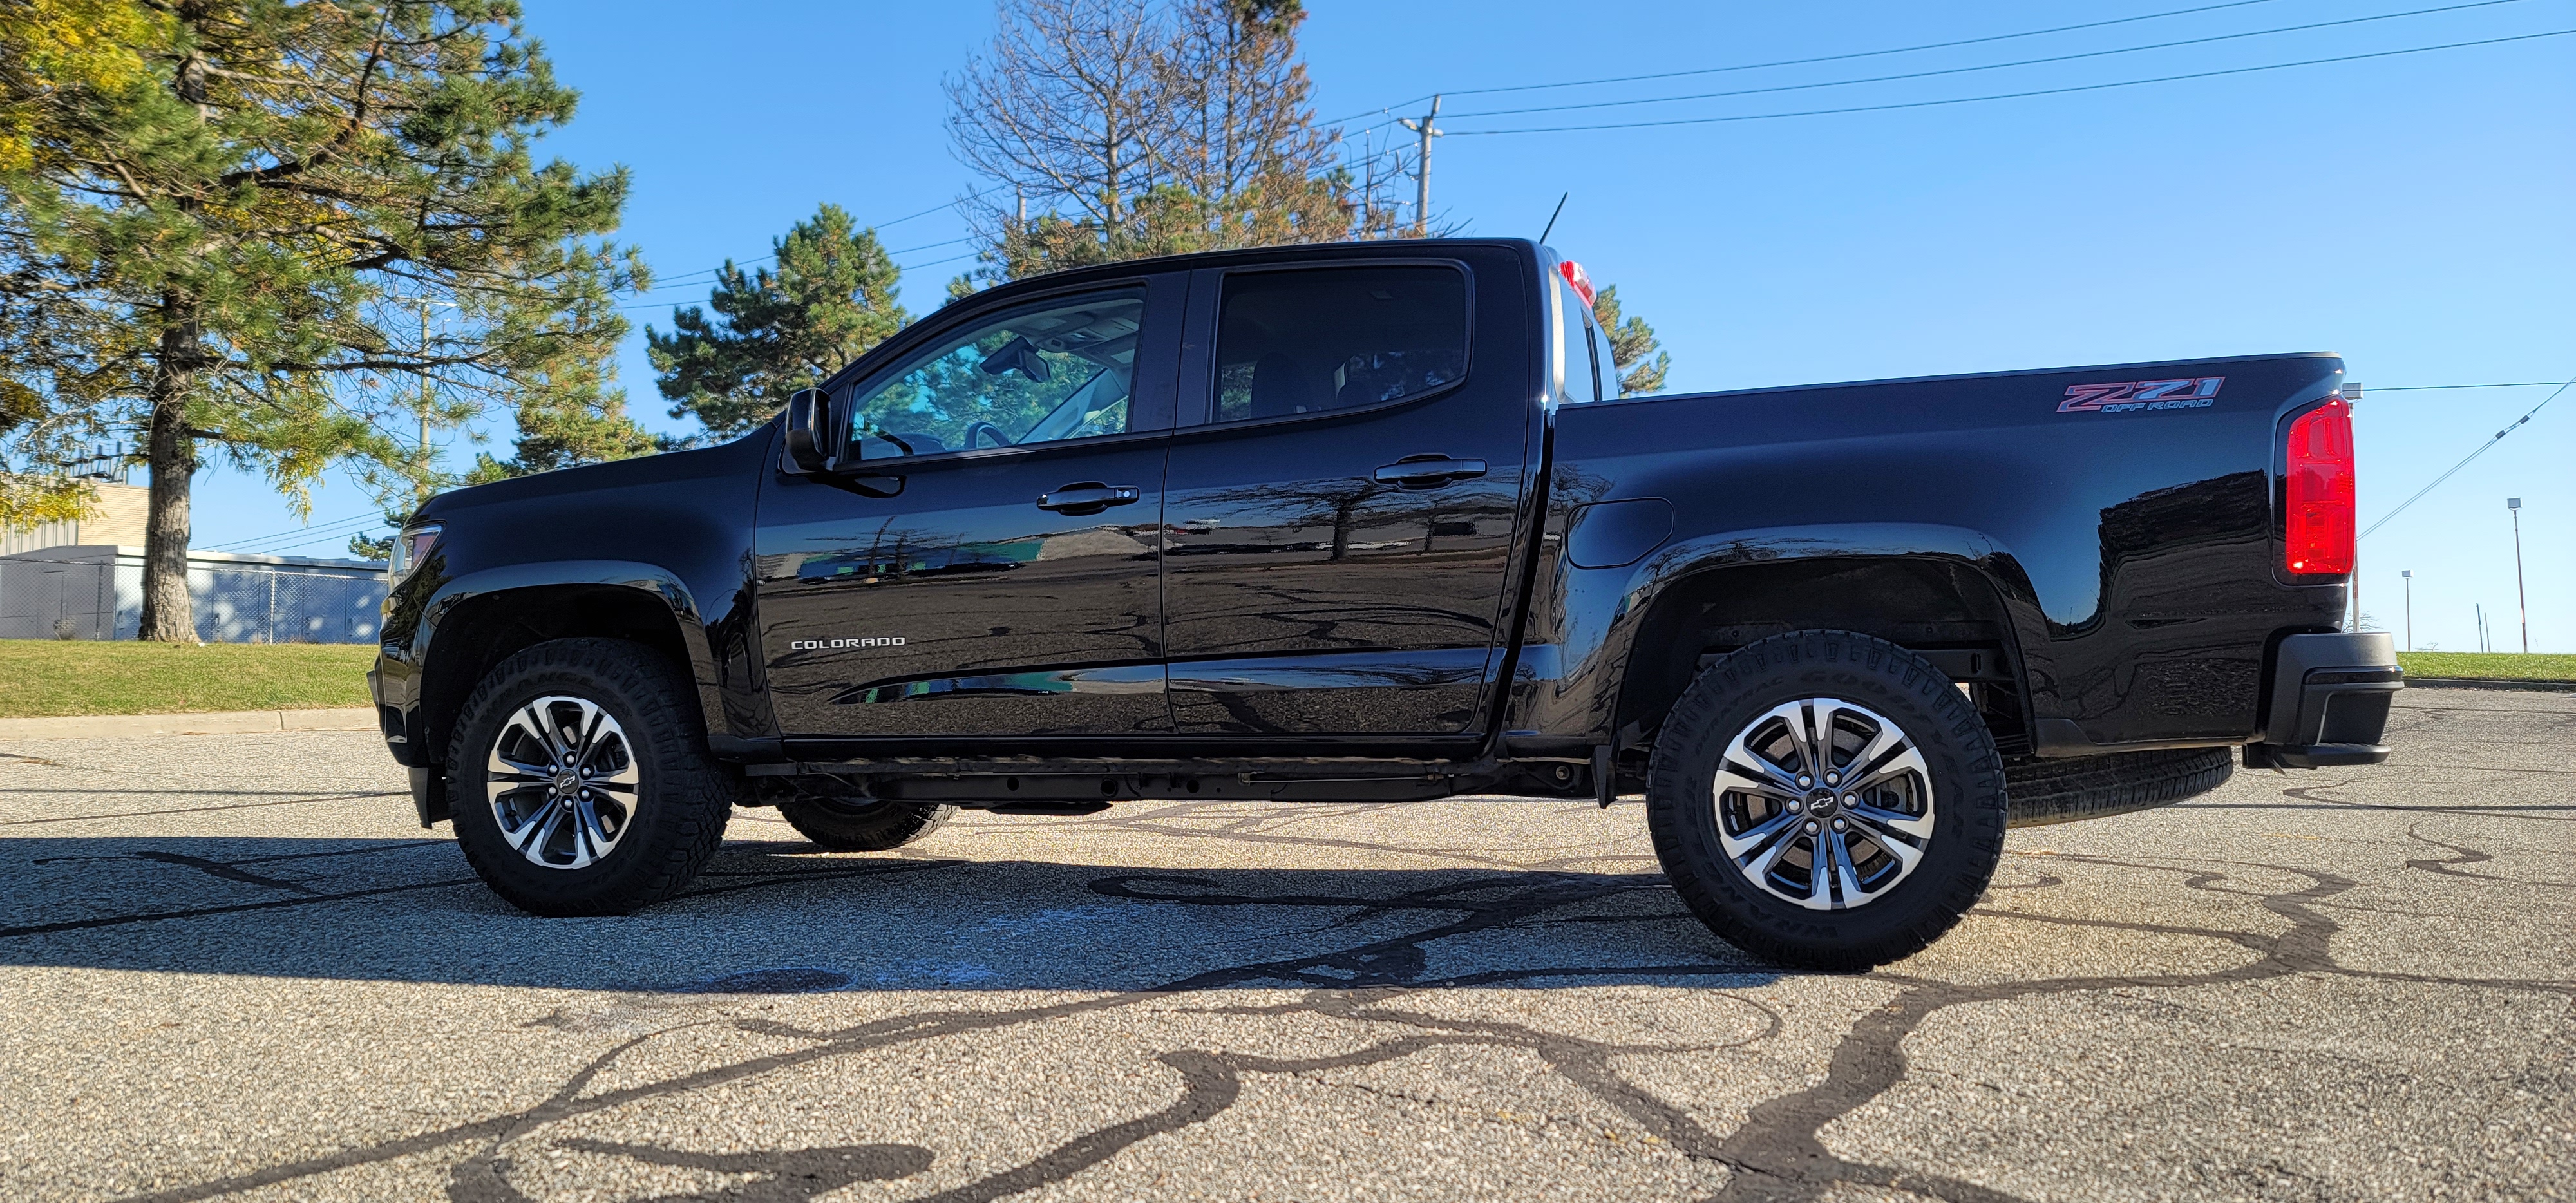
xmin=369 ymin=238 xmax=2400 ymax=968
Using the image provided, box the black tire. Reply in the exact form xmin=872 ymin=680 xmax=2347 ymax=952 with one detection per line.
xmin=445 ymin=638 xmax=741 ymax=916
xmin=2003 ymin=747 xmax=2233 ymax=828
xmin=778 ymin=793 xmax=957 ymax=851
xmin=1645 ymin=630 xmax=2007 ymax=971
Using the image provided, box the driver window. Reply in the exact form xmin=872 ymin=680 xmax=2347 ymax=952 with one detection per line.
xmin=847 ymin=289 xmax=1144 ymax=460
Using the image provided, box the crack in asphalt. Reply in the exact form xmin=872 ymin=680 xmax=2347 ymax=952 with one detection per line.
xmin=74 ymin=814 xmax=2575 ymax=1203
xmin=5 ymin=706 xmax=2570 ymax=1202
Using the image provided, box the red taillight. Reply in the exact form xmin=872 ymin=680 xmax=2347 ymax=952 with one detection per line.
xmin=1557 ymin=258 xmax=1596 ymax=307
xmin=2284 ymin=397 xmax=2354 ymax=575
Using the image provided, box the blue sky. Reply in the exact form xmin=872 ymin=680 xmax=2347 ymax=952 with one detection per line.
xmin=190 ymin=0 xmax=2573 ymax=652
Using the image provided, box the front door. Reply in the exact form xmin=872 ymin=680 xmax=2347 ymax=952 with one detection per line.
xmin=755 ymin=278 xmax=1182 ymax=741
xmin=1159 ymin=254 xmax=1536 ymax=737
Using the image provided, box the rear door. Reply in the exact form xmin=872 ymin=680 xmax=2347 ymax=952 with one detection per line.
xmin=1158 ymin=250 xmax=1537 ymax=738
xmin=753 ymin=274 xmax=1184 ymax=741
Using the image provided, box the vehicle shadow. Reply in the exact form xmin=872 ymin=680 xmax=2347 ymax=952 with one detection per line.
xmin=0 ymin=834 xmax=1781 ymax=992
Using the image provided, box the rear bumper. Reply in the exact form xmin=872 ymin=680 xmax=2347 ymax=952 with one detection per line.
xmin=2243 ymin=632 xmax=2401 ymax=770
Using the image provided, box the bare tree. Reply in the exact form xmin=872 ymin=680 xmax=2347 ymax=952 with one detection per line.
xmin=946 ymin=0 xmax=1173 ymax=236
xmin=946 ymin=0 xmax=1401 ymax=282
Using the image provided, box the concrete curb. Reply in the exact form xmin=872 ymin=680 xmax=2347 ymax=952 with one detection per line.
xmin=0 ymin=707 xmax=375 ymax=740
xmin=2408 ymin=677 xmax=2576 ymax=693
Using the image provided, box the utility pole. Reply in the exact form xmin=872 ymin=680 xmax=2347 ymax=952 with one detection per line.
xmin=416 ymin=299 xmax=433 ymax=484
xmin=1399 ymin=95 xmax=1442 ymax=237
xmin=2508 ymin=497 xmax=2528 ymax=653
xmin=410 ymin=297 xmax=455 ymax=520
xmin=2401 ymin=569 xmax=2412 ymax=652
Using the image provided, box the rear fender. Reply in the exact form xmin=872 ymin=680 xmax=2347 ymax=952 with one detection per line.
xmin=1506 ymin=521 xmax=2044 ymax=748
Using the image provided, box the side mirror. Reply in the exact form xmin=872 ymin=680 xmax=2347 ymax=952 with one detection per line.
xmin=781 ymin=388 xmax=831 ymax=474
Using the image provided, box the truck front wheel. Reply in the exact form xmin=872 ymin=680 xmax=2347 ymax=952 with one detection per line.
xmin=1645 ymin=630 xmax=2007 ymax=970
xmin=444 ymin=638 xmax=741 ymax=916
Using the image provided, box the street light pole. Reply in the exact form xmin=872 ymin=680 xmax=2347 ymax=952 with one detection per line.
xmin=2508 ymin=498 xmax=2528 ymax=653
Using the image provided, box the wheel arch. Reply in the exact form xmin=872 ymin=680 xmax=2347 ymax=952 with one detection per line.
xmin=414 ymin=565 xmax=715 ymax=772
xmin=1609 ymin=547 xmax=2036 ymax=759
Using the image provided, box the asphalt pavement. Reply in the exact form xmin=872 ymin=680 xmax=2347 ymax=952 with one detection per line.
xmin=1 ymin=687 xmax=2570 ymax=1202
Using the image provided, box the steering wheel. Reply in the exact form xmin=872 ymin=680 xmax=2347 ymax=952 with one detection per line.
xmin=963 ymin=420 xmax=1011 ymax=451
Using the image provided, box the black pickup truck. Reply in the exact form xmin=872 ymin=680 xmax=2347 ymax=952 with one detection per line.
xmin=369 ymin=238 xmax=2400 ymax=967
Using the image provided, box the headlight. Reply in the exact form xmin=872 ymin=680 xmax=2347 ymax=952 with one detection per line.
xmin=389 ymin=523 xmax=444 ymax=582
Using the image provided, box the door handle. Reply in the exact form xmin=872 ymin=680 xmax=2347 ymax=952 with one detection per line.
xmin=1372 ymin=455 xmax=1488 ymax=489
xmin=1036 ymin=482 xmax=1143 ymax=516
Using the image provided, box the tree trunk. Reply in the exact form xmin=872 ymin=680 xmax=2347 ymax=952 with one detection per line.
xmin=137 ymin=306 xmax=200 ymax=643
xmin=141 ymin=48 xmax=212 ymax=643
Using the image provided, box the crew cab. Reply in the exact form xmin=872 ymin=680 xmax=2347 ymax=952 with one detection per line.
xmin=369 ymin=238 xmax=2400 ymax=967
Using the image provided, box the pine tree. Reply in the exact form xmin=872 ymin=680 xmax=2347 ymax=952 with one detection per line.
xmin=648 ymin=204 xmax=908 ymax=440
xmin=1592 ymin=285 xmax=1671 ymax=397
xmin=0 ymin=1 xmax=644 ymax=639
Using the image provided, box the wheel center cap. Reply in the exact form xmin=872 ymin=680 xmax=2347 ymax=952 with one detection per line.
xmin=552 ymin=770 xmax=580 ymax=795
xmin=1806 ymin=790 xmax=1841 ymax=817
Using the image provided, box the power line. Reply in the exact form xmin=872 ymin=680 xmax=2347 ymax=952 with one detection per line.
xmin=243 ymin=529 xmax=388 ymax=557
xmin=650 ymin=235 xmax=976 ymax=291
xmin=1444 ymin=28 xmax=2576 ymax=135
xmin=1320 ymin=0 xmax=2296 ymax=123
xmin=900 ymin=250 xmax=980 ymax=272
xmin=2365 ymin=381 xmax=2566 ymax=391
xmin=198 ymin=511 xmax=386 ymax=553
xmin=2360 ymin=376 xmax=2570 ymax=540
xmin=620 ymin=249 xmax=983 ymax=311
xmin=639 ymin=189 xmax=1001 ymax=292
xmin=1442 ymin=0 xmax=2532 ymax=120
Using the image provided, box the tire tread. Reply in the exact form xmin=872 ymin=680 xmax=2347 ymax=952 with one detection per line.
xmin=444 ymin=638 xmax=739 ymax=916
xmin=1645 ymin=629 xmax=2007 ymax=970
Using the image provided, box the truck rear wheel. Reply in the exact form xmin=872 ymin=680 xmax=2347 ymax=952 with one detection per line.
xmin=1645 ymin=630 xmax=2007 ymax=971
xmin=778 ymin=793 xmax=957 ymax=851
xmin=445 ymin=638 xmax=740 ymax=916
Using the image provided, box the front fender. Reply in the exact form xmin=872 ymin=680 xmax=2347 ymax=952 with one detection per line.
xmin=437 ymin=560 xmax=718 ymax=717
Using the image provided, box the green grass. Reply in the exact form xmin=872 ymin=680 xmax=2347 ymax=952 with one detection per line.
xmin=0 ymin=639 xmax=375 ymax=718
xmin=2396 ymin=652 xmax=2576 ymax=683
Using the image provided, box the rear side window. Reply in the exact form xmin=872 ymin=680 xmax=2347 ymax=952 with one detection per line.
xmin=1211 ymin=265 xmax=1468 ymax=424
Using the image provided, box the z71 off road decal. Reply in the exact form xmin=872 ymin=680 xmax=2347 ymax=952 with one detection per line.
xmin=2058 ymin=376 xmax=2224 ymax=413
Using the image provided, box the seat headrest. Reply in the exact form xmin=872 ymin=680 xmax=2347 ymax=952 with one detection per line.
xmin=1249 ymin=352 xmax=1312 ymax=418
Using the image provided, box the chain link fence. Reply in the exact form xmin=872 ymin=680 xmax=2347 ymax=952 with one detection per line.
xmin=0 ymin=557 xmax=384 ymax=643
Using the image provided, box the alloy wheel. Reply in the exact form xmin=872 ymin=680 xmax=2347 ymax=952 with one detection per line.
xmin=485 ymin=696 xmax=641 ymax=870
xmin=1711 ymin=697 xmax=1935 ymax=910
